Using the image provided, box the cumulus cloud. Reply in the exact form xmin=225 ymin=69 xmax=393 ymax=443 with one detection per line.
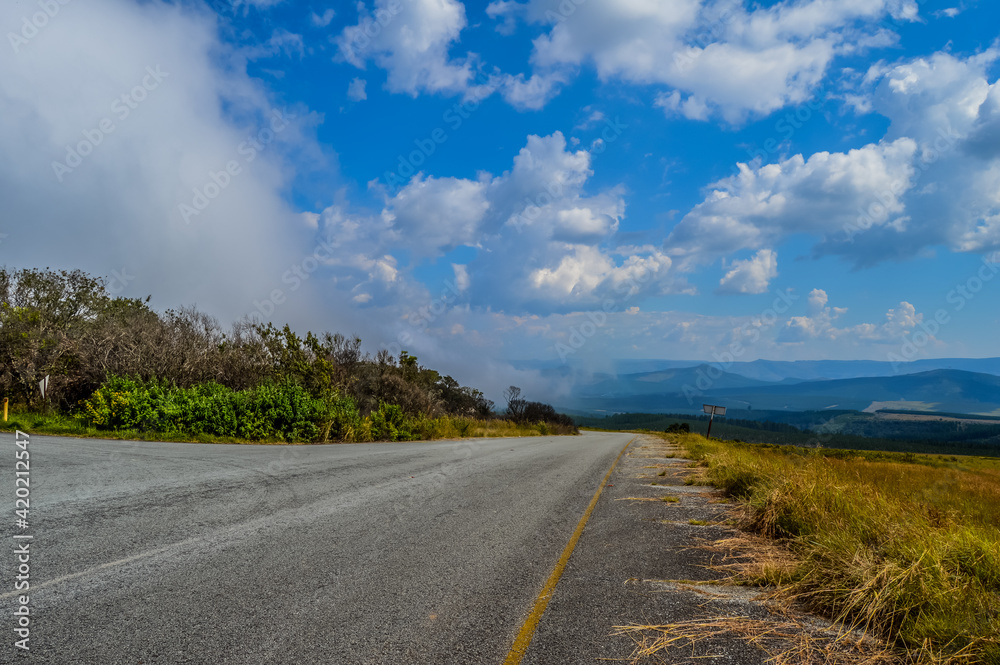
xmin=335 ymin=0 xmax=475 ymax=96
xmin=666 ymin=139 xmax=918 ymax=266
xmin=333 ymin=0 xmax=921 ymax=119
xmin=781 ymin=290 xmax=921 ymax=343
xmin=347 ymin=77 xmax=367 ymax=101
xmin=307 ymin=132 xmax=679 ymax=317
xmin=489 ymin=0 xmax=918 ymax=121
xmin=500 ymin=71 xmax=566 ymax=111
xmin=665 ymin=49 xmax=1000 ymax=272
xmin=311 ymin=9 xmax=336 ymax=27
xmin=849 ymin=51 xmax=1000 ymax=258
xmin=718 ymin=249 xmax=778 ymax=294
xmin=383 ymin=174 xmax=491 ymax=258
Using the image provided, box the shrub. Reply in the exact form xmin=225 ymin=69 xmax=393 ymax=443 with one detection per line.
xmin=78 ymin=375 xmax=343 ymax=442
xmin=368 ymin=402 xmax=409 ymax=441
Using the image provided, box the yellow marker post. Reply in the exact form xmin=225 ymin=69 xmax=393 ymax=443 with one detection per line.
xmin=3 ymin=398 xmax=7 ymax=422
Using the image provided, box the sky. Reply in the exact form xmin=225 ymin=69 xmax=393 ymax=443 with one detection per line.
xmin=2 ymin=0 xmax=1000 ymax=398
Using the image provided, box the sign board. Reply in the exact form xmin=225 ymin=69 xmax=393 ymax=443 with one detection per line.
xmin=702 ymin=404 xmax=726 ymax=416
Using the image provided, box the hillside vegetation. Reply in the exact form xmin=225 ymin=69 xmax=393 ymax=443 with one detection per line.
xmin=0 ymin=267 xmax=574 ymax=442
xmin=678 ymin=433 xmax=1000 ymax=664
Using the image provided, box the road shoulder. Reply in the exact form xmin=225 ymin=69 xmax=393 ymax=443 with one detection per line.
xmin=517 ymin=433 xmax=861 ymax=664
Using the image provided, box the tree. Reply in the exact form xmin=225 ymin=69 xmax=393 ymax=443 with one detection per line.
xmin=504 ymin=385 xmax=526 ymax=421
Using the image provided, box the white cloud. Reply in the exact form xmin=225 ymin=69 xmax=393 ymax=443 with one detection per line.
xmin=309 ymin=132 xmax=679 ymax=315
xmin=0 ymin=0 xmax=321 ymax=324
xmin=452 ymin=264 xmax=470 ymax=291
xmin=347 ymin=77 xmax=367 ymax=101
xmin=490 ymin=0 xmax=919 ymax=121
xmin=667 ymin=139 xmax=918 ymax=265
xmin=383 ymin=174 xmax=491 ymax=258
xmin=870 ymin=50 xmax=998 ymax=144
xmin=311 ymin=9 xmax=336 ymax=27
xmin=574 ymin=108 xmax=606 ymax=130
xmin=781 ymin=292 xmax=920 ymax=342
xmin=665 ymin=50 xmax=1000 ymax=273
xmin=335 ymin=0 xmax=474 ymax=96
xmin=718 ymin=249 xmax=778 ymax=294
xmin=500 ymin=71 xmax=566 ymax=111
xmin=934 ymin=8 xmax=962 ymax=18
xmin=857 ymin=51 xmax=1000 ymax=258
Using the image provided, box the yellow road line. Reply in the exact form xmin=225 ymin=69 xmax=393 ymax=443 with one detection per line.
xmin=502 ymin=436 xmax=634 ymax=665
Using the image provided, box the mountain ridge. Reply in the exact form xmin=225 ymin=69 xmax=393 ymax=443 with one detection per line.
xmin=556 ymin=366 xmax=1000 ymax=416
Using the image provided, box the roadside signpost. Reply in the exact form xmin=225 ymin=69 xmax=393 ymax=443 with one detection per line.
xmin=703 ymin=404 xmax=726 ymax=438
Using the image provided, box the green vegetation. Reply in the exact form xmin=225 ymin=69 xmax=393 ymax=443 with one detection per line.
xmin=677 ymin=433 xmax=1000 ymax=663
xmin=1 ymin=267 xmax=575 ymax=442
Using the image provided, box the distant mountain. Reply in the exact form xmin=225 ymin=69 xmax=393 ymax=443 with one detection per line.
xmin=713 ymin=358 xmax=1000 ymax=382
xmin=558 ymin=368 xmax=1000 ymax=417
xmin=704 ymin=369 xmax=1000 ymax=414
xmin=516 ymin=357 xmax=1000 ymax=383
xmin=573 ymin=364 xmax=769 ymax=398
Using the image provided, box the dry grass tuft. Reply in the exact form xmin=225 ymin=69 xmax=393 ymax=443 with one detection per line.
xmin=613 ymin=615 xmax=901 ymax=665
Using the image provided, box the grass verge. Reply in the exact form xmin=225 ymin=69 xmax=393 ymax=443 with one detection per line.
xmin=0 ymin=409 xmax=574 ymax=444
xmin=673 ymin=432 xmax=1000 ymax=664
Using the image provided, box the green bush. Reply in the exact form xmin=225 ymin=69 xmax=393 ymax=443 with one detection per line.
xmin=78 ymin=375 xmax=350 ymax=442
xmin=368 ymin=402 xmax=409 ymax=441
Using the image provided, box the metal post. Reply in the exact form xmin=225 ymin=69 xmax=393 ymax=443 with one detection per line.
xmin=3 ymin=398 xmax=7 ymax=422
xmin=702 ymin=404 xmax=726 ymax=440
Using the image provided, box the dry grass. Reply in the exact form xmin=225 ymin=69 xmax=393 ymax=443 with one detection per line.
xmin=613 ymin=616 xmax=901 ymax=665
xmin=671 ymin=433 xmax=1000 ymax=664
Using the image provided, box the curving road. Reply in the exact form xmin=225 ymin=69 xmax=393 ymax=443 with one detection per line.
xmin=0 ymin=431 xmax=632 ymax=664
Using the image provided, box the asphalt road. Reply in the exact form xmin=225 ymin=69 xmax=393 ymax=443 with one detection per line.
xmin=0 ymin=431 xmax=633 ymax=664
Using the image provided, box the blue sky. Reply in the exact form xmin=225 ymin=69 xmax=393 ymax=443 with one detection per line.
xmin=2 ymin=0 xmax=1000 ymax=395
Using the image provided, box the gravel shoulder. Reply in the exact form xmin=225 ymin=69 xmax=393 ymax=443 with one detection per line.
xmin=518 ymin=433 xmax=859 ymax=664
